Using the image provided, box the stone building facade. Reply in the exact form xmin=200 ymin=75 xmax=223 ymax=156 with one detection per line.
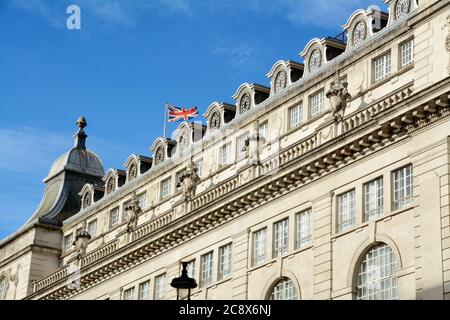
xmin=1 ymin=0 xmax=450 ymax=300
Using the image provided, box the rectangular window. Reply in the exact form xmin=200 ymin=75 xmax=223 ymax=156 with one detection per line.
xmin=200 ymin=251 xmax=213 ymax=287
xmin=195 ymin=159 xmax=203 ymax=178
xmin=289 ymin=104 xmax=303 ymax=130
xmin=252 ymin=228 xmax=267 ymax=266
xmin=154 ymin=274 xmax=166 ymax=300
xmin=400 ymin=39 xmax=414 ymax=68
xmin=393 ymin=165 xmax=413 ymax=210
xmin=186 ymin=260 xmax=196 ymax=279
xmin=296 ymin=209 xmax=312 ymax=249
xmin=310 ymin=91 xmax=325 ymax=118
xmin=63 ymin=233 xmax=73 ymax=252
xmin=373 ymin=51 xmax=392 ymax=82
xmin=176 ymin=170 xmax=185 ymax=191
xmin=160 ymin=177 xmax=172 ymax=200
xmin=337 ymin=190 xmax=356 ymax=233
xmin=259 ymin=121 xmax=268 ymax=141
xmin=139 ymin=281 xmax=150 ymax=300
xmin=219 ymin=143 xmax=232 ymax=166
xmin=218 ymin=243 xmax=232 ymax=280
xmin=88 ymin=220 xmax=97 ymax=237
xmin=123 ymin=287 xmax=135 ymax=300
xmin=137 ymin=192 xmax=146 ymax=210
xmin=237 ymin=133 xmax=249 ymax=159
xmin=273 ymin=219 xmax=289 ymax=258
xmin=364 ymin=177 xmax=384 ymax=222
xmin=109 ymin=207 xmax=120 ymax=229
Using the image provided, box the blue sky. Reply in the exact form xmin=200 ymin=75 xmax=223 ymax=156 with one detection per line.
xmin=0 ymin=0 xmax=386 ymax=239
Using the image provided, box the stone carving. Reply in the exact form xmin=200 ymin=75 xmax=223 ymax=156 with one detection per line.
xmin=83 ymin=191 xmax=91 ymax=209
xmin=73 ymin=221 xmax=92 ymax=259
xmin=128 ymin=163 xmax=137 ymax=181
xmin=326 ymin=71 xmax=352 ymax=121
xmin=106 ymin=177 xmax=115 ymax=194
xmin=124 ymin=193 xmax=142 ymax=233
xmin=243 ymin=124 xmax=266 ymax=164
xmin=177 ymin=162 xmax=201 ymax=202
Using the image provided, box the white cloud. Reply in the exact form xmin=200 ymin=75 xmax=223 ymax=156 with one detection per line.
xmin=87 ymin=0 xmax=137 ymax=27
xmin=0 ymin=126 xmax=68 ymax=173
xmin=212 ymin=41 xmax=266 ymax=73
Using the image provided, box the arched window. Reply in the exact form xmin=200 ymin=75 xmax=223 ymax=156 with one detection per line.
xmin=357 ymin=243 xmax=398 ymax=300
xmin=0 ymin=277 xmax=8 ymax=300
xmin=269 ymin=277 xmax=299 ymax=300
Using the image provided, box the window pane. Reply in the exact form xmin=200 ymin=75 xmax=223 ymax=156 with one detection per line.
xmin=139 ymin=281 xmax=150 ymax=300
xmin=338 ymin=190 xmax=356 ymax=232
xmin=252 ymin=228 xmax=267 ymax=266
xmin=220 ymin=143 xmax=231 ymax=166
xmin=400 ymin=39 xmax=414 ymax=68
xmin=88 ymin=220 xmax=97 ymax=237
xmin=357 ymin=244 xmax=398 ymax=300
xmin=109 ymin=207 xmax=120 ymax=229
xmin=289 ymin=105 xmax=303 ymax=129
xmin=186 ymin=260 xmax=196 ymax=279
xmin=259 ymin=122 xmax=268 ymax=141
xmin=270 ymin=278 xmax=298 ymax=300
xmin=64 ymin=234 xmax=73 ymax=252
xmin=138 ymin=193 xmax=146 ymax=210
xmin=154 ymin=274 xmax=165 ymax=300
xmin=237 ymin=133 xmax=249 ymax=158
xmin=123 ymin=288 xmax=135 ymax=300
xmin=273 ymin=219 xmax=289 ymax=258
xmin=200 ymin=252 xmax=213 ymax=287
xmin=296 ymin=209 xmax=312 ymax=249
xmin=310 ymin=91 xmax=325 ymax=118
xmin=161 ymin=178 xmax=172 ymax=199
xmin=364 ymin=178 xmax=384 ymax=222
xmin=219 ymin=244 xmax=232 ymax=280
xmin=393 ymin=165 xmax=413 ymax=210
xmin=374 ymin=52 xmax=391 ymax=82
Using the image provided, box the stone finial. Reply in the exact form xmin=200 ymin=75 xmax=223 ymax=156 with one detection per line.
xmin=74 ymin=116 xmax=88 ymax=149
xmin=76 ymin=116 xmax=87 ymax=129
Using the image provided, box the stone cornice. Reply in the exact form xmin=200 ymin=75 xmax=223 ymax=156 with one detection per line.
xmin=28 ymin=77 xmax=450 ymax=300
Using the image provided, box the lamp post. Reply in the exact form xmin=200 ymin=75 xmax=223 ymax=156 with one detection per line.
xmin=170 ymin=262 xmax=197 ymax=300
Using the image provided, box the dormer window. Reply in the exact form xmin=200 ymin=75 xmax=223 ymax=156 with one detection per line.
xmin=395 ymin=0 xmax=410 ymax=19
xmin=274 ymin=71 xmax=287 ymax=93
xmin=154 ymin=147 xmax=165 ymax=166
xmin=106 ymin=177 xmax=115 ymax=194
xmin=309 ymin=49 xmax=322 ymax=73
xmin=128 ymin=163 xmax=138 ymax=181
xmin=239 ymin=93 xmax=251 ymax=115
xmin=352 ymin=21 xmax=367 ymax=46
xmin=83 ymin=191 xmax=92 ymax=209
xmin=211 ymin=111 xmax=221 ymax=130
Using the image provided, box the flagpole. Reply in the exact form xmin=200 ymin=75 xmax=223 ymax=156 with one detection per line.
xmin=163 ymin=103 xmax=167 ymax=138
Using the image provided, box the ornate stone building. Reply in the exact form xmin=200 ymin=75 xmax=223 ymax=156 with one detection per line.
xmin=1 ymin=0 xmax=450 ymax=300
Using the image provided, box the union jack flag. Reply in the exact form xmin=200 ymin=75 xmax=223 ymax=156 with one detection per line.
xmin=166 ymin=104 xmax=199 ymax=122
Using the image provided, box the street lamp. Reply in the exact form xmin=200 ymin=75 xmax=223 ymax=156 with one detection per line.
xmin=170 ymin=261 xmax=197 ymax=300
